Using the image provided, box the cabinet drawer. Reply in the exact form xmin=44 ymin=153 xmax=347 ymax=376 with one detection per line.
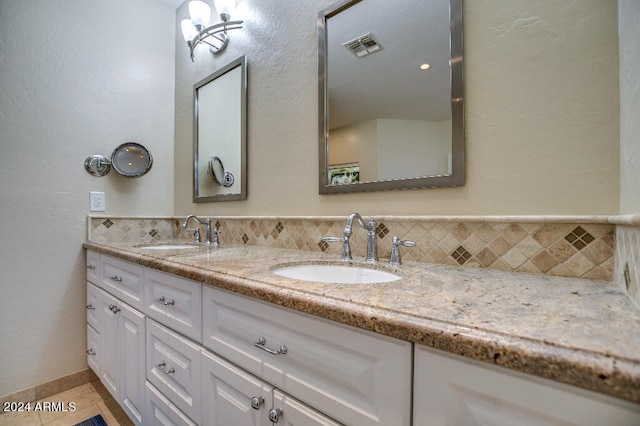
xmin=145 ymin=381 xmax=197 ymax=426
xmin=414 ymin=345 xmax=640 ymax=426
xmin=202 ymin=287 xmax=412 ymax=426
xmin=201 ymin=348 xmax=274 ymax=426
xmin=99 ymin=255 xmax=144 ymax=311
xmin=87 ymin=282 xmax=100 ymax=331
xmin=86 ymin=250 xmax=99 ymax=284
xmin=144 ymin=269 xmax=202 ymax=343
xmin=146 ymin=319 xmax=202 ymax=425
xmin=87 ymin=324 xmax=100 ymax=375
xmin=273 ymin=389 xmax=343 ymax=426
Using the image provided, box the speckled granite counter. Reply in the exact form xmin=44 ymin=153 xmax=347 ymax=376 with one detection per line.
xmin=83 ymin=241 xmax=640 ymax=404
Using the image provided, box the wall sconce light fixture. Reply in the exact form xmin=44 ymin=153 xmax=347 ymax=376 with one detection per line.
xmin=181 ymin=0 xmax=243 ymax=61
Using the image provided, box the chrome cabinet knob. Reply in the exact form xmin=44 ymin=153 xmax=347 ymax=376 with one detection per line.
xmin=109 ymin=275 xmax=123 ymax=282
xmin=86 ymin=348 xmax=96 ymax=356
xmin=109 ymin=304 xmax=121 ymax=314
xmin=268 ymin=408 xmax=283 ymax=423
xmin=86 ymin=265 xmax=96 ymax=270
xmin=156 ymin=361 xmax=175 ymax=375
xmin=86 ymin=304 xmax=95 ymax=310
xmin=250 ymin=396 xmax=264 ymax=410
xmin=157 ymin=296 xmax=175 ymax=306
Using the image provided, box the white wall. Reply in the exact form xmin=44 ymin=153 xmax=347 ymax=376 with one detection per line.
xmin=174 ymin=0 xmax=619 ymax=216
xmin=0 ymin=0 xmax=175 ymax=398
xmin=618 ymin=0 xmax=640 ymax=215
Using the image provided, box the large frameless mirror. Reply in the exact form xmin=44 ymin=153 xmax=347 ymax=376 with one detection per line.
xmin=194 ymin=55 xmax=247 ymax=202
xmin=318 ymin=0 xmax=464 ymax=193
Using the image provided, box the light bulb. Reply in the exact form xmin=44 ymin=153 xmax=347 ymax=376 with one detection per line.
xmin=181 ymin=19 xmax=198 ymax=43
xmin=214 ymin=0 xmax=236 ymax=21
xmin=189 ymin=1 xmax=211 ymax=29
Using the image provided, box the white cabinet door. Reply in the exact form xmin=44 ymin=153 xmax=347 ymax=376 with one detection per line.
xmin=144 ymin=268 xmax=202 ymax=343
xmin=86 ymin=324 xmax=100 ymax=375
xmin=92 ymin=282 xmax=146 ymax=425
xmin=273 ymin=389 xmax=343 ymax=426
xmin=147 ymin=319 xmax=202 ymax=425
xmin=99 ymin=255 xmax=144 ymax=311
xmin=146 ymin=381 xmax=197 ymax=426
xmin=94 ymin=286 xmax=120 ymax=400
xmin=119 ymin=302 xmax=146 ymax=425
xmin=87 ymin=282 xmax=100 ymax=332
xmin=202 ymin=286 xmax=412 ymax=426
xmin=414 ymin=344 xmax=640 ymax=426
xmin=86 ymin=250 xmax=99 ymax=284
xmin=201 ymin=348 xmax=274 ymax=426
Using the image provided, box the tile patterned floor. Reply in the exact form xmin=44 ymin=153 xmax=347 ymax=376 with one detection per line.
xmin=0 ymin=381 xmax=133 ymax=426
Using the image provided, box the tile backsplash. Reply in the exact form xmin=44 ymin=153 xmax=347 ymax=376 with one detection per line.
xmin=616 ymin=225 xmax=640 ymax=307
xmin=89 ymin=216 xmax=620 ymax=281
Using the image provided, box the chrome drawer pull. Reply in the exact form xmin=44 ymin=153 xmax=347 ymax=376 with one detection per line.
xmin=269 ymin=408 xmax=283 ymax=423
xmin=156 ymin=361 xmax=175 ymax=375
xmin=86 ymin=348 xmax=96 ymax=356
xmin=86 ymin=265 xmax=96 ymax=270
xmin=157 ymin=296 xmax=175 ymax=306
xmin=109 ymin=275 xmax=123 ymax=282
xmin=250 ymin=396 xmax=264 ymax=410
xmin=86 ymin=304 xmax=95 ymax=310
xmin=254 ymin=336 xmax=287 ymax=355
xmin=109 ymin=304 xmax=121 ymax=314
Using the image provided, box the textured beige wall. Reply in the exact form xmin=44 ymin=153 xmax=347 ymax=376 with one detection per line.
xmin=0 ymin=0 xmax=175 ymax=398
xmin=619 ymin=0 xmax=640 ymax=215
xmin=174 ymin=0 xmax=620 ymax=216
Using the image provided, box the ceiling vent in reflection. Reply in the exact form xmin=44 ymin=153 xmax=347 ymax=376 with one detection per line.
xmin=342 ymin=33 xmax=382 ymax=58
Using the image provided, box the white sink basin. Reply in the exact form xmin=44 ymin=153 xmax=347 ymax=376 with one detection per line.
xmin=272 ymin=264 xmax=401 ymax=284
xmin=137 ymin=244 xmax=199 ymax=250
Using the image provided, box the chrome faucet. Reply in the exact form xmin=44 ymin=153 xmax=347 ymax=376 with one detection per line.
xmin=322 ymin=213 xmax=378 ymax=263
xmin=389 ymin=236 xmax=416 ymax=266
xmin=182 ymin=214 xmax=212 ymax=245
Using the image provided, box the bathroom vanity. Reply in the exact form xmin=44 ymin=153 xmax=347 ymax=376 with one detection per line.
xmin=84 ymin=242 xmax=640 ymax=425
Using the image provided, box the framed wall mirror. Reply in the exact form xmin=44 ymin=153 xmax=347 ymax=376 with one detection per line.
xmin=318 ymin=0 xmax=464 ymax=194
xmin=194 ymin=55 xmax=247 ymax=202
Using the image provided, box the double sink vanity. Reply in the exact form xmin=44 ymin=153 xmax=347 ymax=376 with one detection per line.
xmin=83 ymin=217 xmax=640 ymax=426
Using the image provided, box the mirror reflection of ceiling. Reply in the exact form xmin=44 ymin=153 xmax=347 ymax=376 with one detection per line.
xmin=327 ymin=0 xmax=451 ymax=130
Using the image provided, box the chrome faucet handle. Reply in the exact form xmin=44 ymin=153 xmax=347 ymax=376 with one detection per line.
xmin=185 ymin=227 xmax=201 ymax=243
xmin=322 ymin=236 xmax=351 ymax=260
xmin=389 ymin=236 xmax=416 ymax=266
xmin=212 ymin=228 xmax=221 ymax=246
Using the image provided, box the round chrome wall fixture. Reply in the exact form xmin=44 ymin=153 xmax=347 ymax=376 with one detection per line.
xmin=84 ymin=154 xmax=111 ymax=177
xmin=207 ymin=156 xmax=234 ymax=187
xmin=84 ymin=142 xmax=152 ymax=178
xmin=111 ymin=142 xmax=153 ymax=178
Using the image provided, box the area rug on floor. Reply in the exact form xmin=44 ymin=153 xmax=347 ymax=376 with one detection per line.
xmin=74 ymin=414 xmax=108 ymax=426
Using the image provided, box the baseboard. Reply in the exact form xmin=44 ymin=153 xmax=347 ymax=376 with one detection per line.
xmin=0 ymin=368 xmax=98 ymax=405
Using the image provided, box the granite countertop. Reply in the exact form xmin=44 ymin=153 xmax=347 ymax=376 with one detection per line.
xmin=83 ymin=240 xmax=640 ymax=404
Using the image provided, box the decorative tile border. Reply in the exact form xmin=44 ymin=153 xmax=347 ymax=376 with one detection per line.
xmin=88 ymin=215 xmax=621 ymax=281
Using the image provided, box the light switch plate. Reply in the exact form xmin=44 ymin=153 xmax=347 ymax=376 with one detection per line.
xmin=90 ymin=192 xmax=106 ymax=212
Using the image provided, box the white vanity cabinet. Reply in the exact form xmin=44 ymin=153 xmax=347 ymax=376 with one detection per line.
xmin=99 ymin=254 xmax=144 ymax=311
xmin=202 ymin=286 xmax=412 ymax=426
xmin=92 ymin=283 xmax=146 ymax=425
xmin=146 ymin=318 xmax=203 ymax=425
xmin=201 ymin=348 xmax=342 ymax=426
xmin=413 ymin=344 xmax=640 ymax=426
xmin=144 ymin=268 xmax=203 ymax=343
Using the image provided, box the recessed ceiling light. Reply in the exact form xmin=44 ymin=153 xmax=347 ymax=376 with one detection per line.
xmin=419 ymin=63 xmax=431 ymax=70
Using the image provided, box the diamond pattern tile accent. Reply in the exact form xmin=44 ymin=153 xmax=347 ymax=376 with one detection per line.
xmin=88 ymin=217 xmax=619 ymax=280
xmin=452 ymin=246 xmax=472 ymax=265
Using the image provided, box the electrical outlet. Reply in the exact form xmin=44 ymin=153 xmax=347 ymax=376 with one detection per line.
xmin=90 ymin=192 xmax=106 ymax=212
